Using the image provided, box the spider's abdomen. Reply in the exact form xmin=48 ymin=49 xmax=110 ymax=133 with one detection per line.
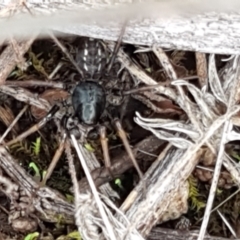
xmin=72 ymin=81 xmax=106 ymax=125
xmin=76 ymin=38 xmax=107 ymax=78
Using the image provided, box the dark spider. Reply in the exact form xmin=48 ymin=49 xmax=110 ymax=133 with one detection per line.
xmin=71 ymin=37 xmax=108 ymax=126
xmin=70 ymin=37 xmax=144 ymax=180
xmin=4 ymin=35 xmax=144 ymax=184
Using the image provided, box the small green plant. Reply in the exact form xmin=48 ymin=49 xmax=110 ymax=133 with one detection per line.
xmin=230 ymin=150 xmax=240 ymax=161
xmin=10 ymin=137 xmax=42 ymax=159
xmin=115 ymin=178 xmax=124 ymax=190
xmin=65 ymin=194 xmax=74 ymax=203
xmin=10 ymin=137 xmax=45 ymax=182
xmin=145 ymin=67 xmax=152 ymax=73
xmin=31 ymin=137 xmax=41 ymax=156
xmin=84 ymin=143 xmax=95 ymax=152
xmin=67 ymin=231 xmax=82 ymax=240
xmin=29 ymin=162 xmax=40 ymax=178
xmin=42 ymin=170 xmax=47 ymax=179
xmin=28 ymin=51 xmax=49 ymax=78
xmin=55 ymin=214 xmax=67 ymax=229
xmin=188 ymin=175 xmax=206 ymax=211
xmin=24 ymin=232 xmax=39 ymax=240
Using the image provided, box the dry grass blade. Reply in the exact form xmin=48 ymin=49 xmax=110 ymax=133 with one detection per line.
xmin=198 ymin=56 xmax=240 ymax=240
xmin=152 ymin=46 xmax=217 ymax=154
xmin=135 ymin=116 xmax=194 ymax=149
xmin=0 ymin=104 xmax=28 ymax=144
xmin=0 ymin=105 xmax=20 ymax=136
xmin=5 ymin=80 xmax=64 ymax=88
xmin=208 ymin=54 xmax=227 ymax=104
xmin=174 ymin=80 xmax=216 ymax=120
xmin=4 ymin=106 xmax=59 ymax=147
xmin=152 ymin=46 xmax=177 ymax=80
xmin=217 ymin=210 xmax=236 ymax=238
xmin=40 ymin=133 xmax=67 ymax=186
xmin=108 ymin=43 xmax=177 ymax=100
xmin=49 ymin=61 xmax=64 ymax=79
xmin=65 ymin=139 xmax=101 ymax=239
xmin=210 ymin=188 xmax=240 ymax=215
xmin=69 ymin=134 xmax=144 ymax=240
xmin=70 ymin=134 xmax=117 ymax=240
xmin=195 ymin=52 xmax=208 ymax=89
xmin=135 ymin=112 xmax=200 ymax=140
xmin=49 ymin=32 xmax=84 ymax=77
xmin=198 ymin=121 xmax=231 ymax=240
xmin=0 ymin=85 xmax=51 ymax=111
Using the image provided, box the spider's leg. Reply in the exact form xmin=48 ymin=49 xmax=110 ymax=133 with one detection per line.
xmin=40 ymin=132 xmax=67 ymax=186
xmin=99 ymin=125 xmax=114 ymax=178
xmin=40 ymin=114 xmax=73 ymax=186
xmin=113 ymin=119 xmax=144 ymax=180
xmin=106 ymin=20 xmax=128 ymax=73
xmin=50 ymin=33 xmax=84 ymax=77
xmin=3 ymin=105 xmax=59 ymax=147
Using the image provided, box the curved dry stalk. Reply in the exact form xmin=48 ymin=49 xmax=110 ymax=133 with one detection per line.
xmin=153 ymin=48 xmax=214 ymax=153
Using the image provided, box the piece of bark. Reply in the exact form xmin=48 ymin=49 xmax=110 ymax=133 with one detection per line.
xmin=0 ymin=146 xmax=74 ymax=224
xmin=0 ymin=37 xmax=36 ymax=85
xmin=0 ymin=85 xmax=50 ymax=111
xmin=147 ymin=227 xmax=233 ymax=240
xmin=118 ymin=143 xmax=204 ymax=238
xmin=0 ymin=1 xmax=240 ymax=54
